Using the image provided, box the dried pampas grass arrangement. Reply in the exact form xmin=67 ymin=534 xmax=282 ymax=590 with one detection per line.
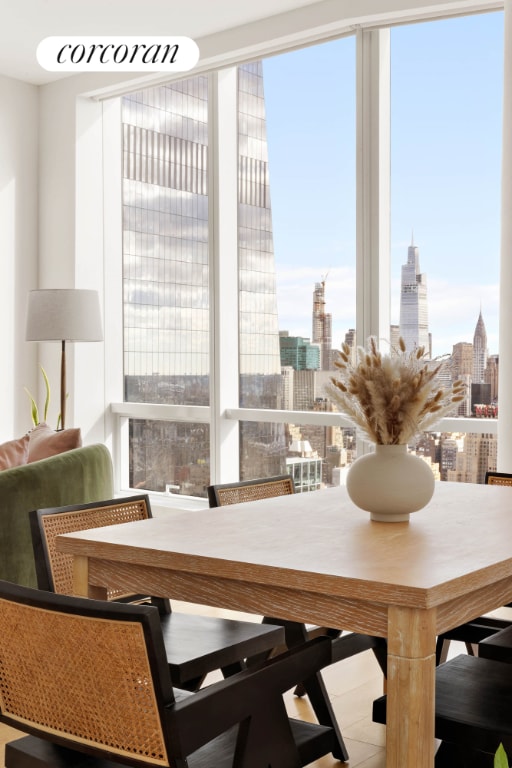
xmin=325 ymin=337 xmax=465 ymax=445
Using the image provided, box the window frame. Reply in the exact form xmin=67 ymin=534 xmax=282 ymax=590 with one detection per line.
xmin=107 ymin=10 xmax=504 ymax=504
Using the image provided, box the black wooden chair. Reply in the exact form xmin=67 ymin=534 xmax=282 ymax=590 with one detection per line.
xmin=0 ymin=578 xmax=343 ymax=768
xmin=208 ymin=475 xmax=387 ymax=763
xmin=29 ymin=494 xmax=285 ymax=692
xmin=435 ymin=470 xmax=512 ymax=664
xmin=373 ymin=654 xmax=512 ymax=767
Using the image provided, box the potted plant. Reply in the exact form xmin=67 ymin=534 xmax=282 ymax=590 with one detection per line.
xmin=325 ymin=337 xmax=465 ymax=522
xmin=25 ymin=366 xmax=65 ymax=430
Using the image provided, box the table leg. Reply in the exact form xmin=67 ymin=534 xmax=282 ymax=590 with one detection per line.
xmin=71 ymin=556 xmax=111 ymax=599
xmin=386 ymin=606 xmax=436 ymax=768
xmin=72 ymin=555 xmax=90 ymax=596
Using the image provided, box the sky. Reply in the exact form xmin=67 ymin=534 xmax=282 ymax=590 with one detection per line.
xmin=261 ymin=11 xmax=503 ymax=359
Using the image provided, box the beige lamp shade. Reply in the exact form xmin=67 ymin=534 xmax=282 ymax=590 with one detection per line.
xmin=26 ymin=289 xmax=103 ymax=429
xmin=26 ymin=289 xmax=103 ymax=342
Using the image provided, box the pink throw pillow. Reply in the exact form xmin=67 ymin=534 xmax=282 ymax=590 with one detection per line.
xmin=28 ymin=422 xmax=82 ymax=463
xmin=0 ymin=434 xmax=30 ymax=470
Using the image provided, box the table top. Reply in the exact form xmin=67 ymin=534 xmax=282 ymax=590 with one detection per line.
xmin=57 ymin=482 xmax=512 ymax=612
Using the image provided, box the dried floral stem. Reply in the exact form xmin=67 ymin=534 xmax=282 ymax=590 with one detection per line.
xmin=325 ymin=337 xmax=465 ymax=445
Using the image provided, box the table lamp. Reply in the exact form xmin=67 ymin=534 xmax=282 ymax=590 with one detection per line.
xmin=26 ymin=289 xmax=103 ymax=429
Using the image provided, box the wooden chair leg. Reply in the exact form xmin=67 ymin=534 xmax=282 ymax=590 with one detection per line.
xmin=436 ymin=635 xmax=450 ymax=665
xmin=265 ymin=617 xmax=349 ymax=762
xmin=299 ymin=671 xmax=349 ymax=761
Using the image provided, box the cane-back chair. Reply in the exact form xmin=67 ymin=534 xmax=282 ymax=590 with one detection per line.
xmin=485 ymin=471 xmax=512 ymax=487
xmin=29 ymin=495 xmax=284 ymax=691
xmin=435 ymin=471 xmax=512 ymax=664
xmin=0 ymin=579 xmax=341 ymax=768
xmin=207 ymin=475 xmax=387 ymax=763
xmin=207 ymin=474 xmax=296 ymax=507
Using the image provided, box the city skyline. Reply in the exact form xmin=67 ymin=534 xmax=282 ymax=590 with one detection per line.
xmin=121 ymin=53 xmax=499 ymax=496
xmin=262 ymin=11 xmax=503 ymax=359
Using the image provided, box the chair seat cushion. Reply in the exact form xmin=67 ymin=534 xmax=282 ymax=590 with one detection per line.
xmin=161 ymin=612 xmax=284 ymax=686
xmin=373 ymin=654 xmax=512 ymax=758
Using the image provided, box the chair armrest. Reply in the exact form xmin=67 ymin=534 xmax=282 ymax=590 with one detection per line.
xmin=165 ymin=636 xmax=333 ymax=756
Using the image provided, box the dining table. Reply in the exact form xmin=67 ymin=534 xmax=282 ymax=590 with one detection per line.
xmin=56 ymin=481 xmax=512 ymax=768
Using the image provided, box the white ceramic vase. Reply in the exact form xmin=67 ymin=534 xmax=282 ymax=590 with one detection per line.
xmin=346 ymin=444 xmax=435 ymax=522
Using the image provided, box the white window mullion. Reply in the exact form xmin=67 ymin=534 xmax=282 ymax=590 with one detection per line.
xmin=208 ymin=68 xmax=240 ymax=484
xmin=355 ymin=27 xmax=391 ymax=349
xmin=498 ymin=0 xmax=512 ymax=470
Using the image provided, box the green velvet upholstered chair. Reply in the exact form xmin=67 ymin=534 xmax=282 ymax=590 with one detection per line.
xmin=0 ymin=443 xmax=114 ymax=587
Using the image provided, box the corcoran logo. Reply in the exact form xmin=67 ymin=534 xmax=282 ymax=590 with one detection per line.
xmin=37 ymin=36 xmax=199 ymax=72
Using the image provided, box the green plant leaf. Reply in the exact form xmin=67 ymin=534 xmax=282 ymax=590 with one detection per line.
xmin=40 ymin=366 xmax=51 ymax=421
xmin=24 ymin=387 xmax=40 ymax=426
xmin=495 ymin=743 xmax=509 ymax=768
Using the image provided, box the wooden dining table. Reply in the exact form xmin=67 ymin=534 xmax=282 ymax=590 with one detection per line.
xmin=56 ymin=481 xmax=512 ymax=768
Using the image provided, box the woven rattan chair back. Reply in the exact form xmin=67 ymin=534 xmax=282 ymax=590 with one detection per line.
xmin=0 ymin=581 xmax=171 ymax=768
xmin=30 ymin=495 xmax=151 ymax=598
xmin=0 ymin=581 xmax=344 ymax=768
xmin=485 ymin=471 xmax=512 ymax=487
xmin=207 ymin=474 xmax=294 ymax=508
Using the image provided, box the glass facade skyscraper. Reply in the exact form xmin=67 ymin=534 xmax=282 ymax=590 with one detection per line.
xmin=238 ymin=62 xmax=281 ymax=378
xmin=279 ymin=333 xmax=320 ymax=370
xmin=121 ymin=64 xmax=287 ymax=493
xmin=237 ymin=62 xmax=287 ymax=479
xmin=122 ymin=76 xmax=211 ymax=495
xmin=122 ymin=78 xmax=209 ymax=382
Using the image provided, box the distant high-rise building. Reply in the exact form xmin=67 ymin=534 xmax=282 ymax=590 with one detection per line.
xmin=451 ymin=341 xmax=473 ymax=416
xmin=312 ymin=280 xmax=332 ymax=370
xmin=452 ymin=342 xmax=473 ymax=379
xmin=485 ymin=354 xmax=499 ymax=402
xmin=473 ymin=310 xmax=488 ymax=383
xmin=399 ymin=235 xmax=430 ymax=355
xmin=389 ymin=324 xmax=401 ymax=355
xmin=344 ymin=328 xmax=357 ymax=365
xmin=279 ymin=332 xmax=320 ymax=371
xmin=448 ymin=432 xmax=497 ymax=484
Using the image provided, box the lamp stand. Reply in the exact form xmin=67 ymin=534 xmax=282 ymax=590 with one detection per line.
xmin=60 ymin=339 xmax=66 ymax=430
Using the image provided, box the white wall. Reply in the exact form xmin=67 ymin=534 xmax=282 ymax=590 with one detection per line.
xmin=0 ymin=75 xmax=38 ymax=441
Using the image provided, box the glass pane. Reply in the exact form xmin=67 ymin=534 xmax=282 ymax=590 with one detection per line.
xmin=122 ymin=76 xmax=209 ymax=496
xmin=421 ymin=430 xmax=497 ymax=485
xmin=390 ymin=12 xmax=502 ymax=482
xmin=237 ymin=39 xmax=356 ymax=481
xmin=239 ymin=420 xmax=355 ymax=491
xmin=129 ymin=419 xmax=210 ymax=497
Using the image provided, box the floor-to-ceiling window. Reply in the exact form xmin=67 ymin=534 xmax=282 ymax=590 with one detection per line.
xmin=237 ymin=41 xmax=357 ymax=488
xmin=390 ymin=12 xmax=502 ymax=483
xmin=116 ymin=9 xmax=503 ymax=499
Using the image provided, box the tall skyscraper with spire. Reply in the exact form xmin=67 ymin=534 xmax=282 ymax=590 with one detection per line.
xmin=399 ymin=233 xmax=430 ymax=355
xmin=473 ymin=310 xmax=488 ymax=383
